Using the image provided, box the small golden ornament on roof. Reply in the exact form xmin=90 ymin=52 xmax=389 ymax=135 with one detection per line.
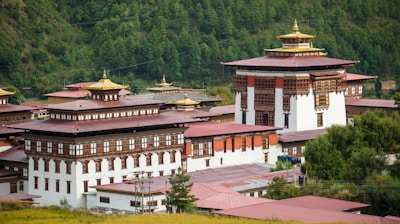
xmin=82 ymin=70 xmax=128 ymax=91
xmin=156 ymin=75 xmax=173 ymax=87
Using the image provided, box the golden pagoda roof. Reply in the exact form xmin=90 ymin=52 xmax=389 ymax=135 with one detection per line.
xmin=0 ymin=88 xmax=16 ymax=96
xmin=156 ymin=75 xmax=173 ymax=87
xmin=82 ymin=70 xmax=128 ymax=91
xmin=278 ymin=19 xmax=315 ymax=39
xmin=173 ymin=93 xmax=200 ymax=106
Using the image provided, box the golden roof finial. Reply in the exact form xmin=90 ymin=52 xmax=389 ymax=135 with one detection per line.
xmin=102 ymin=70 xmax=107 ymax=79
xmin=173 ymin=93 xmax=199 ymax=106
xmin=156 ymin=75 xmax=172 ymax=87
xmin=293 ymin=19 xmax=299 ymax=33
xmin=82 ymin=69 xmax=128 ymax=91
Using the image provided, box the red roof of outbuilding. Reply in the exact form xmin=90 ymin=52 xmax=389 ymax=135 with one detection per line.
xmin=8 ymin=114 xmax=195 ymax=134
xmin=0 ymin=192 xmax=41 ymax=201
xmin=208 ymin=105 xmax=235 ymax=115
xmin=346 ymin=73 xmax=377 ymax=81
xmin=222 ymin=56 xmax=356 ymax=68
xmin=274 ymin=195 xmax=369 ymax=211
xmin=214 ymin=201 xmax=397 ymax=223
xmin=279 ymin=129 xmax=327 ymax=143
xmin=0 ymin=104 xmax=35 ymax=113
xmin=46 ymin=96 xmax=163 ymax=111
xmin=0 ymin=145 xmax=27 ymax=163
xmin=185 ymin=122 xmax=281 ymax=138
xmin=346 ymin=99 xmax=397 ymax=108
xmin=190 ymin=183 xmax=271 ymax=210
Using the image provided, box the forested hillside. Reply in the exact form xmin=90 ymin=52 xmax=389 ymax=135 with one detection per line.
xmin=1 ymin=0 xmax=399 ymax=101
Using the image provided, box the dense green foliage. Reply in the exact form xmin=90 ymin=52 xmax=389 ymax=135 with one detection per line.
xmin=304 ymin=109 xmax=400 ymax=216
xmin=263 ymin=177 xmax=300 ymax=200
xmin=305 ymin=110 xmax=400 ymax=181
xmin=1 ymin=0 xmax=399 ymax=99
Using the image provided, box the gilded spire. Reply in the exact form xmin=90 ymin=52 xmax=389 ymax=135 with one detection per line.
xmin=156 ymin=75 xmax=173 ymax=87
xmin=102 ymin=70 xmax=107 ymax=79
xmin=82 ymin=70 xmax=128 ymax=91
xmin=293 ymin=19 xmax=299 ymax=33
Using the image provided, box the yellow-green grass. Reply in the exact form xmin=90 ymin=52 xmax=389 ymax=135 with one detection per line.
xmin=0 ymin=202 xmax=347 ymax=224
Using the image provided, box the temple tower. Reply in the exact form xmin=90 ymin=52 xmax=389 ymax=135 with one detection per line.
xmin=223 ymin=20 xmax=357 ymax=132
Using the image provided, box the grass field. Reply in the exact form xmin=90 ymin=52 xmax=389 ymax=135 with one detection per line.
xmin=0 ymin=201 xmax=307 ymax=224
xmin=0 ymin=201 xmax=352 ymax=224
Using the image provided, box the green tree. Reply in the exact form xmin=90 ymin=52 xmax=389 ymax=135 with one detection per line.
xmin=167 ymin=167 xmax=197 ymax=213
xmin=263 ymin=177 xmax=300 ymax=200
xmin=207 ymin=86 xmax=234 ymax=106
xmin=305 ymin=136 xmax=345 ymax=180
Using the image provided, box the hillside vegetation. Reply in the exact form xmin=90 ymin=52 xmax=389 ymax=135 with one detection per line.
xmin=1 ymin=0 xmax=399 ymax=100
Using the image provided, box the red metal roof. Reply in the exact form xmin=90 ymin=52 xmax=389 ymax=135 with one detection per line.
xmin=44 ymin=89 xmax=91 ymax=98
xmin=0 ymin=192 xmax=41 ymax=201
xmin=345 ymin=99 xmax=397 ymax=108
xmin=0 ymin=145 xmax=27 ymax=163
xmin=208 ymin=105 xmax=235 ymax=115
xmin=185 ymin=122 xmax=281 ymax=138
xmin=8 ymin=114 xmax=195 ymax=134
xmin=46 ymin=96 xmax=164 ymax=111
xmin=346 ymin=73 xmax=377 ymax=81
xmin=0 ymin=126 xmax=25 ymax=135
xmin=0 ymin=104 xmax=35 ymax=113
xmin=222 ymin=56 xmax=356 ymax=68
xmin=279 ymin=129 xmax=327 ymax=143
xmin=275 ymin=195 xmax=369 ymax=211
xmin=94 ymin=164 xmax=299 ymax=196
xmin=214 ymin=201 xmax=398 ymax=223
xmin=190 ymin=183 xmax=271 ymax=210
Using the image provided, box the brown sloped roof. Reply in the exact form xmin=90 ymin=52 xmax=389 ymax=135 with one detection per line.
xmin=279 ymin=129 xmax=327 ymax=143
xmin=345 ymin=99 xmax=397 ymax=108
xmin=222 ymin=56 xmax=356 ymax=68
xmin=185 ymin=122 xmax=281 ymax=138
xmin=0 ymin=104 xmax=35 ymax=113
xmin=346 ymin=73 xmax=377 ymax=81
xmin=8 ymin=114 xmax=196 ymax=134
xmin=214 ymin=202 xmax=397 ymax=223
xmin=45 ymin=96 xmax=164 ymax=111
xmin=208 ymin=105 xmax=235 ymax=115
xmin=274 ymin=195 xmax=369 ymax=211
xmin=190 ymin=183 xmax=271 ymax=210
xmin=0 ymin=145 xmax=27 ymax=163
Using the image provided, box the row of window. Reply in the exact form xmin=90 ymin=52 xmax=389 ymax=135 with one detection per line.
xmin=283 ymin=145 xmax=306 ymax=156
xmin=99 ymin=196 xmax=167 ymax=208
xmin=49 ymin=107 xmax=159 ymax=121
xmin=33 ymin=151 xmax=177 ymax=174
xmin=25 ymin=134 xmax=184 ymax=155
xmin=283 ymin=113 xmax=323 ymax=129
xmin=34 ymin=177 xmax=71 ymax=194
xmin=1 ymin=165 xmax=28 ymax=177
xmin=345 ymin=85 xmax=363 ymax=96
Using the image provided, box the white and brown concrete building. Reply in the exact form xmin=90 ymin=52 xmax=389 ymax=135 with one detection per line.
xmin=223 ymin=20 xmax=357 ymax=133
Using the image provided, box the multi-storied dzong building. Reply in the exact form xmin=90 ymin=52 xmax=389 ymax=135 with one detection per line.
xmin=223 ymin=20 xmax=357 ymax=133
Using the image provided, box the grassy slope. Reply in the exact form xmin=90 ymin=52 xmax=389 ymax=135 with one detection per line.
xmin=0 ymin=206 xmax=310 ymax=224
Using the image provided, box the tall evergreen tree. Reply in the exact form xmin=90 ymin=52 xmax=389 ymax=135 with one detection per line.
xmin=166 ymin=167 xmax=197 ymax=213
